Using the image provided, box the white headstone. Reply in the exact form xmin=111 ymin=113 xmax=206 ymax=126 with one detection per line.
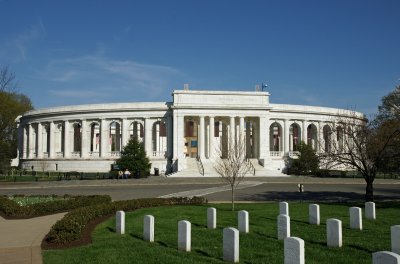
xmin=116 ymin=210 xmax=125 ymax=234
xmin=365 ymin=202 xmax=376 ymax=220
xmin=327 ymin=218 xmax=342 ymax=247
xmin=280 ymin=201 xmax=289 ymax=215
xmin=207 ymin=207 xmax=217 ymax=229
xmin=238 ymin=210 xmax=249 ymax=233
xmin=350 ymin=207 xmax=363 ymax=230
xmin=373 ymin=251 xmax=400 ymax=264
xmin=223 ymin=227 xmax=239 ymax=263
xmin=284 ymin=237 xmax=305 ymax=264
xmin=309 ymin=204 xmax=320 ymax=225
xmin=143 ymin=215 xmax=154 ymax=242
xmin=178 ymin=220 xmax=191 ymax=252
xmin=278 ymin=214 xmax=291 ymax=240
xmin=392 ymin=225 xmax=400 ymax=255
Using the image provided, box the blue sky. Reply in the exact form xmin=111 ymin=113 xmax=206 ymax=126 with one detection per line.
xmin=1 ymin=0 xmax=399 ymax=117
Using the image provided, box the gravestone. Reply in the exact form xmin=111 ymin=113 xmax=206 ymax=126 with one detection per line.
xmin=223 ymin=227 xmax=239 ymax=263
xmin=280 ymin=201 xmax=289 ymax=215
xmin=284 ymin=237 xmax=305 ymax=264
xmin=178 ymin=220 xmax=191 ymax=252
xmin=392 ymin=225 xmax=400 ymax=255
xmin=365 ymin=202 xmax=376 ymax=220
xmin=350 ymin=207 xmax=362 ymax=230
xmin=207 ymin=207 xmax=217 ymax=229
xmin=238 ymin=210 xmax=249 ymax=233
xmin=116 ymin=210 xmax=125 ymax=234
xmin=143 ymin=215 xmax=154 ymax=242
xmin=372 ymin=251 xmax=400 ymax=264
xmin=278 ymin=214 xmax=290 ymax=240
xmin=327 ymin=218 xmax=342 ymax=247
xmin=309 ymin=204 xmax=320 ymax=225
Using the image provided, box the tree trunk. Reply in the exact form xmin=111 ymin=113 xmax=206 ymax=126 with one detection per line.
xmin=365 ymin=179 xmax=374 ymax=202
xmin=231 ymin=186 xmax=235 ymax=211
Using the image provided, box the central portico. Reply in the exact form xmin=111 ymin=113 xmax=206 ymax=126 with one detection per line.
xmin=171 ymin=89 xmax=271 ymax=172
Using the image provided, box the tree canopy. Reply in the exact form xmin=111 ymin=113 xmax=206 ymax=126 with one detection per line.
xmin=289 ymin=141 xmax=319 ymax=175
xmin=377 ymin=85 xmax=400 ymax=122
xmin=0 ymin=66 xmax=33 ymax=171
xmin=115 ymin=137 xmax=151 ymax=177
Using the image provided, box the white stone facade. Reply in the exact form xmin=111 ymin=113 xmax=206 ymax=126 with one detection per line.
xmin=15 ymin=89 xmax=365 ymax=174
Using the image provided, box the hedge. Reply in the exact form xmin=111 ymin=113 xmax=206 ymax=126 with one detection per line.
xmin=0 ymin=195 xmax=112 ymax=218
xmin=44 ymin=196 xmax=207 ymax=246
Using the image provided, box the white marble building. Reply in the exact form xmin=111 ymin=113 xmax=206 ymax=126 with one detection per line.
xmin=15 ymin=89 xmax=365 ymax=176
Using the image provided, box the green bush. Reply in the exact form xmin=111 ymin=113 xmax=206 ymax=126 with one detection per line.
xmin=0 ymin=195 xmax=111 ymax=218
xmin=44 ymin=197 xmax=207 ymax=246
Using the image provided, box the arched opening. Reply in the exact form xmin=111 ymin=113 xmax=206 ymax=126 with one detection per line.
xmin=73 ymin=123 xmax=81 ymax=153
xmin=323 ymin=125 xmax=332 ymax=153
xmin=129 ymin=121 xmax=144 ymax=141
xmin=109 ymin=121 xmax=121 ymax=152
xmin=152 ymin=120 xmax=167 ymax=157
xmin=89 ymin=123 xmax=100 ymax=154
xmin=307 ymin=124 xmax=318 ymax=151
xmin=289 ymin=123 xmax=301 ymax=151
xmin=270 ymin=122 xmax=282 ymax=154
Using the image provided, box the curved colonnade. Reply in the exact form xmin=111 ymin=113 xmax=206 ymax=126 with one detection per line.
xmin=16 ymin=90 xmax=365 ymax=174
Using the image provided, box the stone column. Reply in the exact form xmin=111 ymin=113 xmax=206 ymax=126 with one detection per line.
xmin=258 ymin=116 xmax=269 ymax=162
xmin=302 ymin=120 xmax=307 ymax=143
xmin=209 ymin=116 xmax=215 ymax=159
xmin=49 ymin=122 xmax=55 ymax=158
xmin=37 ymin=123 xmax=43 ymax=158
xmin=167 ymin=114 xmax=173 ymax=159
xmin=284 ymin=119 xmax=289 ymax=154
xmin=64 ymin=120 xmax=70 ymax=158
xmin=100 ymin=119 xmax=107 ymax=158
xmin=81 ymin=120 xmax=88 ymax=158
xmin=22 ymin=125 xmax=27 ymax=159
xmin=173 ymin=112 xmax=184 ymax=161
xmin=229 ymin=116 xmax=235 ymax=145
xmin=318 ymin=121 xmax=323 ymax=153
xmin=28 ymin=123 xmax=34 ymax=158
xmin=246 ymin=121 xmax=251 ymax=157
xmin=121 ymin=118 xmax=129 ymax=148
xmin=145 ymin=118 xmax=153 ymax=157
xmin=156 ymin=121 xmax=160 ymax=153
xmin=199 ymin=116 xmax=205 ymax=159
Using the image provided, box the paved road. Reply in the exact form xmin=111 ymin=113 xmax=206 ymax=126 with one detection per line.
xmin=1 ymin=177 xmax=399 ymax=202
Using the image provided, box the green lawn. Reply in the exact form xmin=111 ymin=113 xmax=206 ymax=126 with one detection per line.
xmin=43 ymin=202 xmax=399 ymax=264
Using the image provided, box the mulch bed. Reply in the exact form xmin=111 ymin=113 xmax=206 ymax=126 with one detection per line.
xmin=41 ymin=214 xmax=112 ymax=250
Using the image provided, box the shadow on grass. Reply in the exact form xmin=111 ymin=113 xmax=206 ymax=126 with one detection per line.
xmin=240 ymin=191 xmax=400 ymax=203
xmin=194 ymin=249 xmax=212 ymax=257
xmin=106 ymin=227 xmax=115 ymax=233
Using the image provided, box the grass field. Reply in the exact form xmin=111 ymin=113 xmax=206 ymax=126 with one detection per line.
xmin=43 ymin=202 xmax=399 ymax=264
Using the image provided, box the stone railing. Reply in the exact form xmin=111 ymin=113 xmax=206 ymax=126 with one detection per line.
xmin=56 ymin=152 xmax=63 ymax=157
xmin=152 ymin=151 xmax=166 ymax=157
xmin=288 ymin=151 xmax=300 ymax=157
xmin=110 ymin=151 xmax=121 ymax=157
xmin=270 ymin=151 xmax=283 ymax=157
xmin=71 ymin=151 xmax=81 ymax=157
xmin=89 ymin=151 xmax=100 ymax=157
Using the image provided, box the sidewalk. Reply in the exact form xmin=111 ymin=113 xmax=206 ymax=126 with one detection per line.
xmin=0 ymin=213 xmax=66 ymax=264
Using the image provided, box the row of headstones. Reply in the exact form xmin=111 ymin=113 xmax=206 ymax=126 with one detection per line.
xmin=279 ymin=201 xmax=400 ymax=264
xmin=115 ymin=203 xmax=400 ymax=264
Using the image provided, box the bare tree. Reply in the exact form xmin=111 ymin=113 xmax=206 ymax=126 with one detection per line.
xmin=0 ymin=66 xmax=17 ymax=92
xmin=214 ymin=134 xmax=252 ymax=211
xmin=320 ymin=112 xmax=400 ymax=201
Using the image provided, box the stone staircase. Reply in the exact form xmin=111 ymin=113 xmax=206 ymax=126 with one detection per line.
xmin=168 ymin=158 xmax=289 ymax=177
